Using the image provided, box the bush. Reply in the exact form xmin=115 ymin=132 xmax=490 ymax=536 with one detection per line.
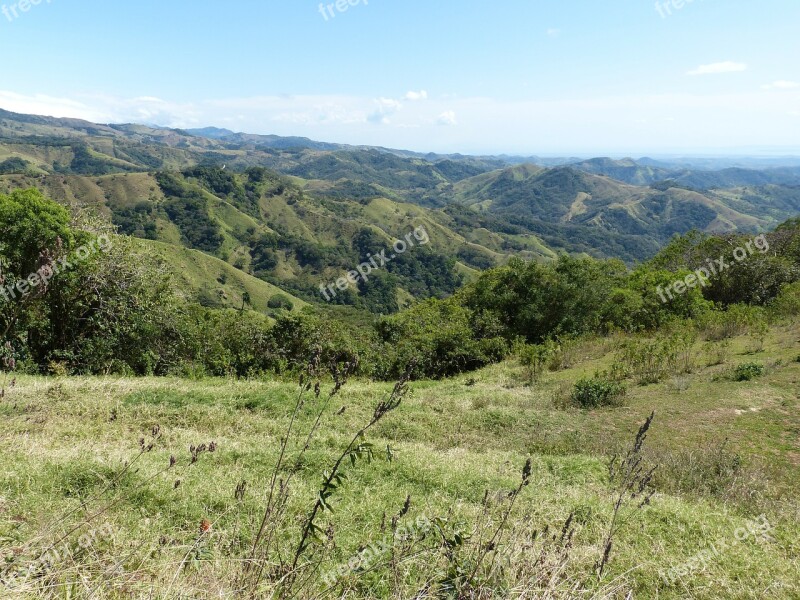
xmin=570 ymin=375 xmax=627 ymax=408
xmin=517 ymin=342 xmax=552 ymax=384
xmin=769 ymin=282 xmax=800 ymax=319
xmin=616 ymin=336 xmax=678 ymax=385
xmin=377 ymin=298 xmax=509 ymax=380
xmin=698 ymin=304 xmax=763 ymax=341
xmin=267 ymin=294 xmax=294 ymax=311
xmin=703 ymin=339 xmax=731 ymax=366
xmin=733 ymin=363 xmax=765 ymax=382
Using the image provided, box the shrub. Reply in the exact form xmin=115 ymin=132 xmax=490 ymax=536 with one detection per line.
xmin=547 ymin=336 xmax=580 ymax=371
xmin=747 ymin=318 xmax=769 ymax=354
xmin=267 ymin=293 xmax=294 ymax=311
xmin=699 ymin=304 xmax=763 ymax=341
xmin=663 ymin=322 xmax=699 ymax=374
xmin=517 ymin=342 xmax=552 ymax=384
xmin=733 ymin=362 xmax=765 ymax=382
xmin=570 ymin=375 xmax=627 ymax=408
xmin=769 ymin=282 xmax=800 ymax=318
xmin=377 ymin=298 xmax=509 ymax=380
xmin=616 ymin=336 xmax=677 ymax=385
xmin=704 ymin=339 xmax=731 ymax=366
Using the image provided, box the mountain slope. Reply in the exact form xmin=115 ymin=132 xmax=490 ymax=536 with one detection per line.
xmin=2 ymin=108 xmax=799 ymax=271
xmin=447 ymin=165 xmax=792 ymax=261
xmin=0 ymin=163 xmax=554 ymax=313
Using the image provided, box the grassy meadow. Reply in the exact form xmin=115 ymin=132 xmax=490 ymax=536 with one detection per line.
xmin=1 ymin=323 xmax=799 ymax=599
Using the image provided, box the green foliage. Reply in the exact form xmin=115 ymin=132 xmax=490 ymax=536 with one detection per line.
xmin=733 ymin=362 xmax=765 ymax=382
xmin=267 ymin=293 xmax=293 ymax=311
xmin=570 ymin=375 xmax=627 ymax=408
xmin=703 ymin=339 xmax=731 ymax=367
xmin=0 ymin=188 xmax=74 ymax=275
xmin=156 ymin=172 xmax=224 ymax=253
xmin=377 ymin=298 xmax=508 ymax=380
xmin=517 ymin=342 xmax=552 ymax=384
xmin=0 ymin=157 xmax=31 ymax=174
xmin=698 ymin=304 xmax=765 ymax=341
xmin=769 ymin=281 xmax=800 ymax=318
xmin=111 ymin=201 xmax=158 ymax=239
xmin=463 ymin=255 xmax=626 ymax=343
xmin=163 ymin=195 xmax=224 ymax=252
xmin=615 ymin=328 xmax=697 ymax=385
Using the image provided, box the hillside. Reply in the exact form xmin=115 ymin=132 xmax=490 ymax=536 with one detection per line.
xmin=0 ymin=164 xmax=553 ymax=313
xmin=566 ymin=157 xmax=800 ymax=189
xmin=448 ymin=165 xmax=798 ymax=261
xmin=2 ymin=323 xmax=798 ymax=598
xmin=2 ymin=114 xmax=800 ymax=600
xmin=2 ymin=108 xmax=800 ymax=306
xmin=135 ymin=238 xmax=307 ymax=314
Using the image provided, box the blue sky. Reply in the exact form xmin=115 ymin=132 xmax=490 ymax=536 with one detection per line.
xmin=1 ymin=0 xmax=798 ymax=155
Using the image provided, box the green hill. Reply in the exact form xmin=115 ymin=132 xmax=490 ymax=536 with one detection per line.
xmin=135 ymin=238 xmax=306 ymax=313
xmin=2 ymin=321 xmax=798 ymax=598
xmin=2 ymin=107 xmax=800 ymax=304
xmin=448 ymin=165 xmax=789 ymax=261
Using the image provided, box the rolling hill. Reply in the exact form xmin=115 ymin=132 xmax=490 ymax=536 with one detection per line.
xmin=2 ymin=108 xmax=800 ymax=309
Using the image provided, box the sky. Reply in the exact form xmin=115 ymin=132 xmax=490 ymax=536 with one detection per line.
xmin=0 ymin=0 xmax=799 ymax=156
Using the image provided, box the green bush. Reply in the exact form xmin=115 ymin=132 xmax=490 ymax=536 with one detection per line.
xmin=698 ymin=304 xmax=764 ymax=341
xmin=517 ymin=342 xmax=552 ymax=384
xmin=733 ymin=363 xmax=765 ymax=382
xmin=769 ymin=282 xmax=800 ymax=319
xmin=267 ymin=293 xmax=294 ymax=311
xmin=570 ymin=375 xmax=627 ymax=408
xmin=377 ymin=298 xmax=509 ymax=380
xmin=616 ymin=336 xmax=678 ymax=385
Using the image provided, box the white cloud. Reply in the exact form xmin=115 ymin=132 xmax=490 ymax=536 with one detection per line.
xmin=3 ymin=89 xmax=800 ymax=154
xmin=404 ymin=90 xmax=428 ymax=101
xmin=0 ymin=90 xmax=204 ymax=126
xmin=687 ymin=61 xmax=748 ymax=76
xmin=368 ymin=97 xmax=404 ymax=124
xmin=762 ymin=80 xmax=800 ymax=90
xmin=437 ymin=110 xmax=458 ymax=126
xmin=546 ymin=28 xmax=561 ymax=38
xmin=377 ymin=98 xmax=403 ymax=111
xmin=0 ymin=91 xmax=102 ymax=121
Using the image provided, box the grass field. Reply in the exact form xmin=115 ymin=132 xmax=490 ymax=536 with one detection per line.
xmin=1 ymin=324 xmax=798 ymax=599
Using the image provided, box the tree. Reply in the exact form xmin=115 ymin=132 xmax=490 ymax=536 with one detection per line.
xmin=0 ymin=188 xmax=74 ymax=277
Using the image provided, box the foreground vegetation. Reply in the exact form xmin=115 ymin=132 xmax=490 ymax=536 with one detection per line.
xmin=1 ymin=320 xmax=798 ymax=598
xmin=2 ymin=187 xmax=799 ymax=598
xmin=2 ymin=189 xmax=800 ymax=382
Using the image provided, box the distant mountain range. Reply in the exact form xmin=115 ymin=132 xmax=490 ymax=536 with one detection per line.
xmin=2 ymin=108 xmax=799 ymax=312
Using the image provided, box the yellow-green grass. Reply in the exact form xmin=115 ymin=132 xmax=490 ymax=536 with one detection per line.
xmin=137 ymin=238 xmax=306 ymax=313
xmin=0 ymin=325 xmax=798 ymax=598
